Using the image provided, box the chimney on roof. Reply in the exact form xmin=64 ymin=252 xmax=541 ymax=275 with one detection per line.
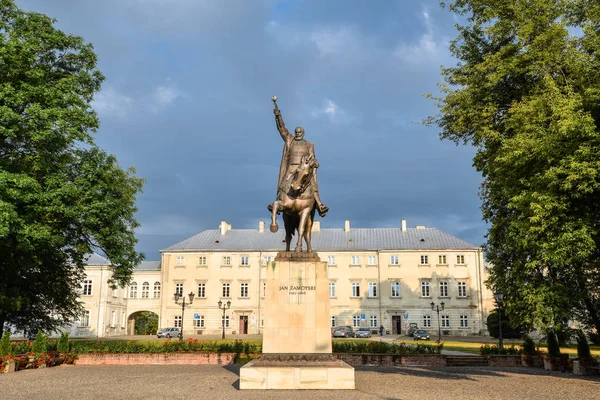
xmin=259 ymin=220 xmax=265 ymax=232
xmin=344 ymin=220 xmax=350 ymax=232
xmin=401 ymin=219 xmax=407 ymax=232
xmin=312 ymin=221 xmax=320 ymax=232
xmin=219 ymin=221 xmax=231 ymax=235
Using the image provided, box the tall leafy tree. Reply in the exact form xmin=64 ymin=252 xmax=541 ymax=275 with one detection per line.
xmin=427 ymin=0 xmax=600 ymax=334
xmin=0 ymin=0 xmax=144 ymax=334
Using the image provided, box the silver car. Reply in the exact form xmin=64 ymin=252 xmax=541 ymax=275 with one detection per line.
xmin=157 ymin=327 xmax=181 ymax=338
xmin=355 ymin=328 xmax=372 ymax=338
xmin=332 ymin=326 xmax=355 ymax=338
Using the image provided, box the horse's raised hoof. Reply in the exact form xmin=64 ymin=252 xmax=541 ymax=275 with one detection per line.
xmin=270 ymin=224 xmax=278 ymax=233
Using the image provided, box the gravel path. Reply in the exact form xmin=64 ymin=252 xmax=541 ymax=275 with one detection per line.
xmin=1 ymin=365 xmax=599 ymax=400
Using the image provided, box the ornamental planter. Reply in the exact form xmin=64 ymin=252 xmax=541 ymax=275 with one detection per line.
xmin=521 ymin=355 xmax=543 ymax=368
xmin=543 ymin=354 xmax=569 ymax=371
xmin=573 ymin=359 xmax=599 ymax=376
xmin=2 ymin=360 xmax=16 ymax=373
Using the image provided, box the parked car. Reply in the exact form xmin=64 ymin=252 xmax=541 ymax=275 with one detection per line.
xmin=355 ymin=328 xmax=372 ymax=338
xmin=413 ymin=329 xmax=430 ymax=340
xmin=157 ymin=327 xmax=181 ymax=338
xmin=332 ymin=326 xmax=355 ymax=338
xmin=407 ymin=323 xmax=419 ymax=337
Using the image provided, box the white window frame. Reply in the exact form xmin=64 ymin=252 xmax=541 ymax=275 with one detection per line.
xmin=176 ymin=256 xmax=185 ymax=266
xmin=351 ymin=255 xmax=360 ymax=265
xmin=175 ymin=283 xmax=183 ymax=297
xmin=197 ymin=283 xmax=206 ymax=298
xmin=329 ymin=282 xmax=336 ymax=298
xmin=457 ymin=254 xmax=465 ymax=264
xmin=369 ymin=315 xmax=378 ymax=328
xmin=460 ymin=315 xmax=468 ymax=328
xmin=197 ymin=256 xmax=207 ymax=266
xmin=263 ymin=256 xmax=273 ymax=265
xmin=141 ymin=282 xmax=149 ymax=299
xmin=422 ymin=315 xmax=431 ymax=328
xmin=194 ymin=316 xmax=205 ymax=328
xmin=222 ymin=315 xmax=230 ymax=328
xmin=458 ymin=281 xmax=467 ymax=298
xmin=240 ymin=282 xmax=249 ymax=298
xmin=368 ymin=282 xmax=377 ymax=297
xmin=174 ymin=315 xmax=182 ymax=328
xmin=420 ymin=255 xmax=429 ymax=265
xmin=153 ymin=282 xmax=161 ymax=299
xmin=353 ymin=315 xmax=361 ymax=328
xmin=351 ymin=281 xmax=361 ymax=297
xmin=331 ymin=316 xmax=336 ymax=328
xmin=222 ymin=256 xmax=231 ymax=266
xmin=129 ymin=282 xmax=138 ymax=298
xmin=441 ymin=315 xmax=450 ymax=328
xmin=439 ymin=254 xmax=447 ymax=264
xmin=240 ymin=256 xmax=249 ymax=266
xmin=82 ymin=279 xmax=93 ymax=296
xmin=439 ymin=281 xmax=448 ymax=297
xmin=121 ymin=312 xmax=126 ymax=328
xmin=328 ymin=255 xmax=336 ymax=265
xmin=222 ymin=283 xmax=230 ymax=298
xmin=368 ymin=255 xmax=377 ymax=265
xmin=391 ymin=281 xmax=400 ymax=298
xmin=80 ymin=310 xmax=90 ymax=327
xmin=111 ymin=311 xmax=116 ymax=328
xmin=390 ymin=255 xmax=398 ymax=265
xmin=421 ymin=281 xmax=430 ymax=297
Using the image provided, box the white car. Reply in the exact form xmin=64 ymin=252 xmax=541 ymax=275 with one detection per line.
xmin=157 ymin=327 xmax=181 ymax=338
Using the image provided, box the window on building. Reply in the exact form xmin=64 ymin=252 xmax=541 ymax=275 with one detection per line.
xmin=174 ymin=315 xmax=182 ymax=328
xmin=129 ymin=282 xmax=137 ymax=298
xmin=80 ymin=310 xmax=90 ymax=327
xmin=176 ymin=256 xmax=184 ymax=266
xmin=351 ymin=281 xmax=361 ymax=297
xmin=458 ymin=282 xmax=467 ymax=297
xmin=175 ymin=283 xmax=183 ymax=297
xmin=240 ymin=282 xmax=249 ymax=298
xmin=222 ymin=315 xmax=230 ymax=328
xmin=141 ymin=282 xmax=149 ymax=298
xmin=111 ymin=311 xmax=116 ymax=328
xmin=421 ymin=281 xmax=430 ymax=297
xmin=460 ymin=315 xmax=468 ymax=328
xmin=441 ymin=315 xmax=450 ymax=328
xmin=353 ymin=315 xmax=361 ymax=328
xmin=391 ymin=281 xmax=400 ymax=297
xmin=222 ymin=283 xmax=230 ymax=298
xmin=262 ymin=281 xmax=266 ymax=297
xmin=222 ymin=256 xmax=231 ymax=266
xmin=263 ymin=256 xmax=273 ymax=265
xmin=240 ymin=256 xmax=249 ymax=266
xmin=331 ymin=316 xmax=336 ymax=328
xmin=438 ymin=254 xmax=447 ymax=264
xmin=457 ymin=254 xmax=465 ymax=264
xmin=351 ymin=255 xmax=360 ymax=265
xmin=197 ymin=283 xmax=206 ymax=298
xmin=423 ymin=315 xmax=431 ymax=328
xmin=121 ymin=312 xmax=126 ymax=328
xmin=390 ymin=255 xmax=398 ymax=265
xmin=368 ymin=255 xmax=377 ymax=265
xmin=153 ymin=282 xmax=161 ymax=299
xmin=328 ymin=255 xmax=336 ymax=265
xmin=198 ymin=256 xmax=207 ymax=266
xmin=369 ymin=315 xmax=378 ymax=328
xmin=82 ymin=279 xmax=93 ymax=296
xmin=329 ymin=282 xmax=336 ymax=298
xmin=420 ymin=255 xmax=429 ymax=265
xmin=112 ymin=286 xmax=117 ymax=297
xmin=368 ymin=282 xmax=377 ymax=297
xmin=439 ymin=281 xmax=448 ymax=297
xmin=194 ymin=316 xmax=205 ymax=328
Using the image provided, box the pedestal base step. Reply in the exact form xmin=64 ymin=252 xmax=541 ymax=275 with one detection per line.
xmin=240 ymin=358 xmax=355 ymax=390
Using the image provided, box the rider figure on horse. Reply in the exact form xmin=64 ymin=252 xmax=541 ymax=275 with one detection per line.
xmin=269 ymin=103 xmax=329 ymax=218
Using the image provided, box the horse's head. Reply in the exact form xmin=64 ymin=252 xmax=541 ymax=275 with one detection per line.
xmin=290 ymin=154 xmax=319 ymax=193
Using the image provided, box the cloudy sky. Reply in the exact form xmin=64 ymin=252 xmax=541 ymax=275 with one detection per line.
xmin=18 ymin=0 xmax=485 ymax=260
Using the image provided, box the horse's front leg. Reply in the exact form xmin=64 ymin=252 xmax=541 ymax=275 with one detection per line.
xmin=270 ymin=201 xmax=281 ymax=232
xmin=304 ymin=210 xmax=314 ymax=253
xmin=295 ymin=208 xmax=310 ymax=252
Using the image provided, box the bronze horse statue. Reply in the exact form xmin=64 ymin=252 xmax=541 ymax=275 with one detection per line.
xmin=269 ymin=154 xmax=319 ymax=252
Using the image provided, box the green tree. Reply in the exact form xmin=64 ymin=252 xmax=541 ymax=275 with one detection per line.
xmin=134 ymin=311 xmax=159 ymax=335
xmin=0 ymin=0 xmax=144 ymax=335
xmin=427 ymin=0 xmax=600 ymax=334
xmin=486 ymin=309 xmax=524 ymax=339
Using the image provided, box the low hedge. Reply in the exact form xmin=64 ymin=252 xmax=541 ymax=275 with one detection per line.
xmin=333 ymin=340 xmax=443 ymax=354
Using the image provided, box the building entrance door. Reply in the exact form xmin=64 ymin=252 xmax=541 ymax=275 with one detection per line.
xmin=392 ymin=316 xmax=402 ymax=334
xmin=239 ymin=316 xmax=248 ymax=334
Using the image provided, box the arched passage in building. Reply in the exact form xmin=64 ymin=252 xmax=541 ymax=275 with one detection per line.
xmin=127 ymin=311 xmax=159 ymax=336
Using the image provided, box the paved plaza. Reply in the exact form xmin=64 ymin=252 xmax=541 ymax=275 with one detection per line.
xmin=1 ymin=364 xmax=599 ymax=400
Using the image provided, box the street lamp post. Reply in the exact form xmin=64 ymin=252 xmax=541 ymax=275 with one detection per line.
xmin=430 ymin=301 xmax=445 ymax=342
xmin=494 ymin=291 xmax=504 ymax=349
xmin=218 ymin=300 xmax=231 ymax=339
xmin=174 ymin=291 xmax=195 ymax=341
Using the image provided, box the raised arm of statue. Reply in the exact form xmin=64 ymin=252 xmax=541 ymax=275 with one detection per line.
xmin=274 ymin=108 xmax=292 ymax=141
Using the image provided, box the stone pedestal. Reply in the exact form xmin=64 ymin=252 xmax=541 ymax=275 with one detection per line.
xmin=240 ymin=252 xmax=355 ymax=390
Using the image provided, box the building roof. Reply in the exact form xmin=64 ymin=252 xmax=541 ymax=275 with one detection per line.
xmin=163 ymin=227 xmax=479 ymax=252
xmin=134 ymin=261 xmax=161 ymax=271
xmin=84 ymin=253 xmax=109 ymax=265
xmin=84 ymin=254 xmax=161 ymax=271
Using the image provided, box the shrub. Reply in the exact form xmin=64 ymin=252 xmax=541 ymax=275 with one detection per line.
xmin=0 ymin=331 xmax=12 ymax=356
xmin=479 ymin=343 xmax=522 ymax=356
xmin=576 ymin=330 xmax=591 ymax=360
xmin=57 ymin=332 xmax=70 ymax=353
xmin=522 ymin=336 xmax=536 ymax=355
xmin=546 ymin=330 xmax=561 ymax=358
xmin=31 ymin=331 xmax=48 ymax=353
xmin=332 ymin=340 xmax=442 ymax=355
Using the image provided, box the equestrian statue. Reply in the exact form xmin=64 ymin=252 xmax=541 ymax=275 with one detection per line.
xmin=267 ymin=96 xmax=329 ymax=253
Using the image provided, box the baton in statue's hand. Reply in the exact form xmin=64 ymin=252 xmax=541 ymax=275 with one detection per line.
xmin=272 ymin=95 xmax=279 ymax=111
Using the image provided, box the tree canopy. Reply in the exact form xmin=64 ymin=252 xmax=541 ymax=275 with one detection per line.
xmin=0 ymin=0 xmax=144 ymax=334
xmin=428 ymin=0 xmax=600 ymax=334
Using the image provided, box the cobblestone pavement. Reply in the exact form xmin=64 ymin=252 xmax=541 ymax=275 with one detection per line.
xmin=1 ymin=364 xmax=599 ymax=400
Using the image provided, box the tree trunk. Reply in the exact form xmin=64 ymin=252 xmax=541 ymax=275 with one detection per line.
xmin=0 ymin=313 xmax=5 ymax=337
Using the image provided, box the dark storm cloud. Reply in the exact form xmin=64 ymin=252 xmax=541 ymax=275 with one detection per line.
xmin=17 ymin=0 xmax=486 ymax=258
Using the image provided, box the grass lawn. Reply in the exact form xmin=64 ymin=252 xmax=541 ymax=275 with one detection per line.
xmin=393 ymin=339 xmax=600 ymax=357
